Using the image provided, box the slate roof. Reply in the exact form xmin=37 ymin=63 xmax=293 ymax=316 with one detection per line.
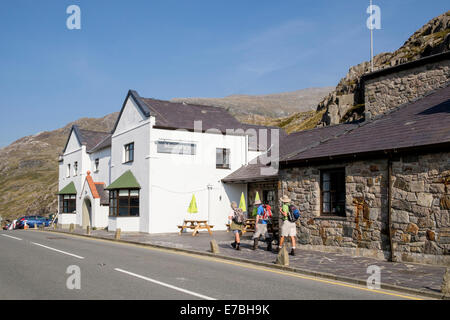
xmin=141 ymin=97 xmax=253 ymax=134
xmin=221 ymin=162 xmax=278 ymax=183
xmin=88 ymin=135 xmax=112 ymax=153
xmin=95 ymin=183 xmax=109 ymax=206
xmin=222 ymin=122 xmax=358 ymax=183
xmin=77 ymin=128 xmax=111 ymax=153
xmin=224 ymin=84 xmax=450 ymax=182
xmin=62 ymin=125 xmax=111 ymax=154
xmin=282 ymin=84 xmax=450 ymax=164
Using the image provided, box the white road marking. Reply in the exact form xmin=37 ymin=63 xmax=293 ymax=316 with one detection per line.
xmin=31 ymin=242 xmax=84 ymax=259
xmin=1 ymin=234 xmax=23 ymax=241
xmin=114 ymin=268 xmax=216 ymax=300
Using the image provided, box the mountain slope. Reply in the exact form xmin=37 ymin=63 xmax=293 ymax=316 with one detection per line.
xmin=171 ymin=87 xmax=334 ymax=122
xmin=0 ymin=113 xmax=118 ymax=221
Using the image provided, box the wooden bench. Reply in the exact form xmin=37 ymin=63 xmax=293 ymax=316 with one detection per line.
xmin=178 ymin=220 xmax=214 ymax=236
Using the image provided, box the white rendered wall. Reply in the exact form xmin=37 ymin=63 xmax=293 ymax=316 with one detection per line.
xmin=110 ymin=96 xmax=151 ymax=232
xmin=59 ymin=131 xmax=86 ymax=226
xmin=148 ymin=127 xmax=248 ymax=234
xmin=90 ymin=147 xmax=111 ymax=185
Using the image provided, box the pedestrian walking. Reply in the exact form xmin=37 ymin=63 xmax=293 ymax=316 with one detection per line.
xmin=278 ymin=195 xmax=297 ymax=256
xmin=252 ymin=199 xmax=273 ymax=251
xmin=229 ymin=201 xmax=245 ymax=250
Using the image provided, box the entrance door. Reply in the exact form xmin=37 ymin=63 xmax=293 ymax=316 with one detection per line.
xmin=263 ymin=189 xmax=277 ymax=209
xmin=82 ymin=198 xmax=92 ymax=228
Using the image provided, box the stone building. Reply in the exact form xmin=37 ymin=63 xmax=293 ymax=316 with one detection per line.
xmin=224 ymin=52 xmax=450 ymax=266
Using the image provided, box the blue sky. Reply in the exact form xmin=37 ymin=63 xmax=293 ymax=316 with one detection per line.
xmin=0 ymin=0 xmax=448 ymax=147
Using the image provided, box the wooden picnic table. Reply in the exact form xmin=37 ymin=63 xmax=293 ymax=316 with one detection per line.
xmin=178 ymin=219 xmax=214 ymax=236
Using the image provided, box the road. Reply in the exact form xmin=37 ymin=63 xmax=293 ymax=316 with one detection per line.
xmin=0 ymin=230 xmax=426 ymax=300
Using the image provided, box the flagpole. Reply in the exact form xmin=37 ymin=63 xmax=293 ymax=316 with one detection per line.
xmin=370 ymin=0 xmax=374 ymax=72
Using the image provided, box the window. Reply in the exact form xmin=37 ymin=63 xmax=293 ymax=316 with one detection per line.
xmin=66 ymin=164 xmax=71 ymax=178
xmin=320 ymin=168 xmax=346 ymax=216
xmin=60 ymin=195 xmax=76 ymax=213
xmin=216 ymin=148 xmax=230 ymax=169
xmin=124 ymin=143 xmax=134 ymax=163
xmin=74 ymin=161 xmax=78 ymax=176
xmin=157 ymin=141 xmax=196 ymax=155
xmin=109 ymin=189 xmax=139 ymax=217
xmin=94 ymin=158 xmax=99 ymax=172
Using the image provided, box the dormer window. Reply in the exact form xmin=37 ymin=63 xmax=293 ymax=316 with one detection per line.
xmin=124 ymin=143 xmax=134 ymax=163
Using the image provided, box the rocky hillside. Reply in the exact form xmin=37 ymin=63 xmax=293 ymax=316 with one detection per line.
xmin=0 ymin=113 xmax=118 ymax=221
xmin=171 ymin=87 xmax=334 ymax=122
xmin=277 ymin=10 xmax=450 ymax=132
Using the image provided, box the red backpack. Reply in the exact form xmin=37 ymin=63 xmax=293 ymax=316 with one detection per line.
xmin=262 ymin=204 xmax=272 ymax=220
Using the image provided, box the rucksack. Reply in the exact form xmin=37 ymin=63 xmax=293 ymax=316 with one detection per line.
xmin=262 ymin=204 xmax=272 ymax=221
xmin=232 ymin=208 xmax=245 ymax=224
xmin=287 ymin=204 xmax=300 ymax=222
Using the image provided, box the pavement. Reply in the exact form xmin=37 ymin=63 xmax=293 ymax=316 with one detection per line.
xmin=0 ymin=229 xmax=426 ymax=300
xmin=35 ymin=226 xmax=448 ymax=299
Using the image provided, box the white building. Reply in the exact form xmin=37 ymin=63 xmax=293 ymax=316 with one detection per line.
xmin=57 ymin=90 xmax=280 ymax=233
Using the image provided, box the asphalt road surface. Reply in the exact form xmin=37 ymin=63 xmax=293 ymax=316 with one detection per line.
xmin=0 ymin=230 xmax=427 ymax=300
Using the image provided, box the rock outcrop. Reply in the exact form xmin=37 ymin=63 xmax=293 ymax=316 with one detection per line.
xmin=316 ymin=11 xmax=450 ymax=126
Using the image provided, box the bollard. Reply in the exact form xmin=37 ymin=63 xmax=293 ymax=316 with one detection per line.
xmin=275 ymin=245 xmax=289 ymax=266
xmin=442 ymin=268 xmax=450 ymax=298
xmin=69 ymin=223 xmax=74 ymax=232
xmin=115 ymin=228 xmax=121 ymax=240
xmin=86 ymin=226 xmax=91 ymax=235
xmin=210 ymin=240 xmax=220 ymax=254
xmin=34 ymin=223 xmax=37 ymax=229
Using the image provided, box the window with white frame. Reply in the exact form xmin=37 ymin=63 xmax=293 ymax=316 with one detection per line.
xmin=74 ymin=161 xmax=78 ymax=176
xmin=109 ymin=189 xmax=139 ymax=217
xmin=124 ymin=142 xmax=134 ymax=163
xmin=66 ymin=164 xmax=71 ymax=178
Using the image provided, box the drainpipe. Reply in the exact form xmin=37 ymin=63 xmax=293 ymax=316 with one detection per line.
xmin=387 ymin=156 xmax=396 ymax=262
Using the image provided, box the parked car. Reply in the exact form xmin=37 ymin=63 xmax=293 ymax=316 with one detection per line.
xmin=16 ymin=216 xmax=51 ymax=229
xmin=3 ymin=223 xmax=11 ymax=230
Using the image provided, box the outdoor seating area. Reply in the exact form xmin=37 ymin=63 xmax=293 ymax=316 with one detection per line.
xmin=178 ymin=219 xmax=214 ymax=236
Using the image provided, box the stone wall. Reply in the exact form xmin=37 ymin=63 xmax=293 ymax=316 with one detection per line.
xmin=390 ymin=152 xmax=450 ymax=265
xmin=280 ymin=151 xmax=450 ymax=266
xmin=365 ymin=58 xmax=450 ymax=118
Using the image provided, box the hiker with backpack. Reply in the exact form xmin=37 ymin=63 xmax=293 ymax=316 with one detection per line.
xmin=252 ymin=199 xmax=273 ymax=251
xmin=229 ymin=201 xmax=245 ymax=250
xmin=278 ymin=195 xmax=299 ymax=256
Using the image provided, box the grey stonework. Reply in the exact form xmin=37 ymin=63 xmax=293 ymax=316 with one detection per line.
xmin=279 ymin=152 xmax=450 ymax=266
xmin=365 ymin=59 xmax=450 ymax=118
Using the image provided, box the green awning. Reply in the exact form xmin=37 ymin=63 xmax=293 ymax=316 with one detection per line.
xmin=106 ymin=170 xmax=141 ymax=190
xmin=57 ymin=181 xmax=77 ymax=195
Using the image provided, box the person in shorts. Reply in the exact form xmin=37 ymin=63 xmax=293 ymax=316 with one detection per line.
xmin=252 ymin=200 xmax=272 ymax=251
xmin=229 ymin=201 xmax=245 ymax=250
xmin=279 ymin=195 xmax=297 ymax=256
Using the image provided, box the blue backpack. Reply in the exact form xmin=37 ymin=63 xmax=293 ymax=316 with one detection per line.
xmin=288 ymin=204 xmax=300 ymax=222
